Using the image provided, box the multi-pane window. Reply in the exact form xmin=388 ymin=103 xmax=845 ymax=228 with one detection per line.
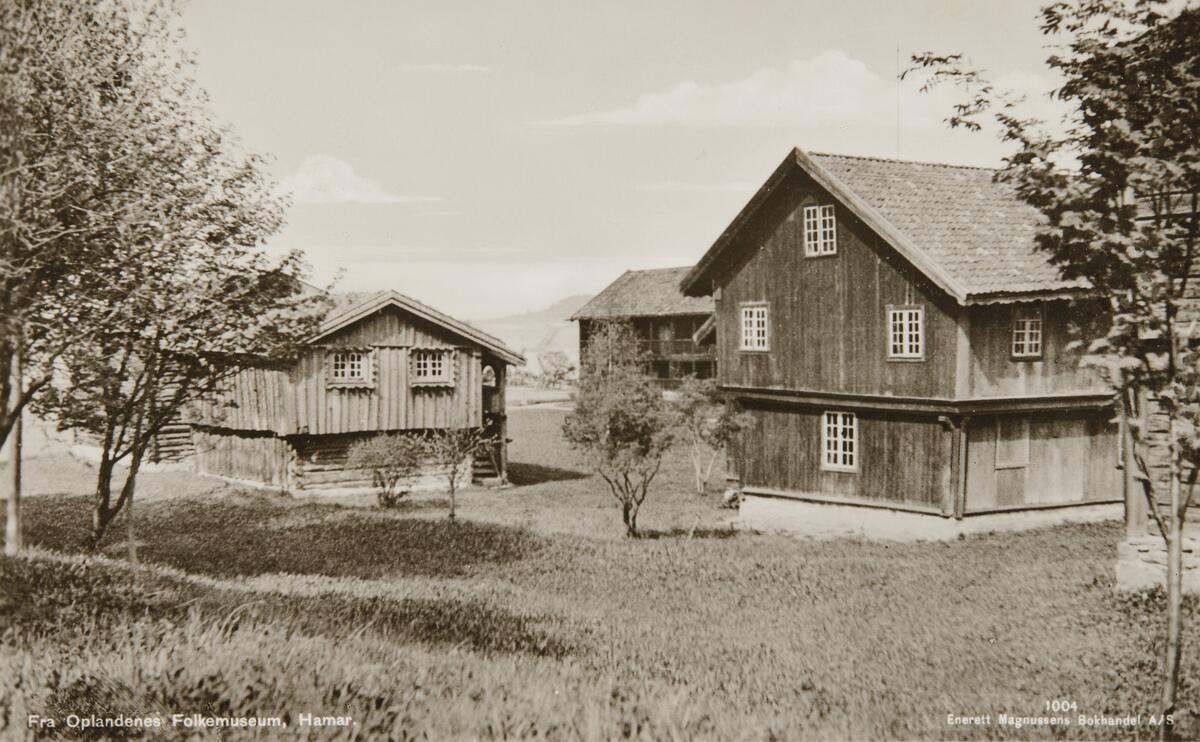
xmin=822 ymin=411 xmax=857 ymax=471
xmin=887 ymin=306 xmax=924 ymax=359
xmin=412 ymin=349 xmax=451 ymax=383
xmin=331 ymin=351 xmax=366 ymax=382
xmin=740 ymin=304 xmax=769 ymax=351
xmin=1011 ymin=305 xmax=1043 ymax=359
xmin=803 ymin=204 xmax=837 ymax=256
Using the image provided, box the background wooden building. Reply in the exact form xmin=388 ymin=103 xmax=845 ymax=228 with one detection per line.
xmin=186 ymin=291 xmax=523 ymax=494
xmin=681 ymin=148 xmax=1121 ymax=527
xmin=572 ymin=267 xmax=716 ymax=387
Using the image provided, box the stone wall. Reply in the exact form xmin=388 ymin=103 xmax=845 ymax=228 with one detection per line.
xmin=1115 ymin=534 xmax=1200 ymax=593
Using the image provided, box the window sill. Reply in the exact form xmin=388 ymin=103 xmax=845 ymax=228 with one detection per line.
xmin=327 ymin=381 xmax=375 ymax=390
xmin=886 ymin=356 xmax=926 ymax=363
xmin=803 ymin=251 xmax=838 ymax=259
xmin=738 ymin=348 xmax=771 ymax=353
xmin=821 ymin=464 xmax=858 ymax=474
xmin=1010 ymin=355 xmax=1043 ymax=362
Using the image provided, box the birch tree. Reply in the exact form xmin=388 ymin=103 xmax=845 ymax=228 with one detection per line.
xmin=14 ymin=0 xmax=328 ymax=550
xmin=671 ymin=377 xmax=751 ymax=495
xmin=1 ymin=0 xmax=195 ymax=553
xmin=906 ymin=1 xmax=1198 ymax=733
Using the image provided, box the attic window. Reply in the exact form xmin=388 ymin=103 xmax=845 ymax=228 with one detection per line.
xmin=803 ymin=204 xmax=837 ymax=256
xmin=1011 ymin=305 xmax=1043 ymax=359
xmin=412 ymin=349 xmax=454 ymax=386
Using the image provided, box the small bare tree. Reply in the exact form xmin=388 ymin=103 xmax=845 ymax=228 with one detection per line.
xmin=348 ymin=433 xmax=424 ymax=508
xmin=671 ymin=377 xmax=752 ymax=495
xmin=424 ymin=427 xmax=495 ymax=522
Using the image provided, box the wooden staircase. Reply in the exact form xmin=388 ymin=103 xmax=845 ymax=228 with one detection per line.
xmin=472 ymin=455 xmax=502 ymax=486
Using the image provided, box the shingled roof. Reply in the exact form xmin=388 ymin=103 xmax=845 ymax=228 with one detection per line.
xmin=314 ymin=290 xmax=525 ymax=366
xmin=681 ymin=148 xmax=1088 ymax=303
xmin=572 ymin=267 xmax=715 ymax=320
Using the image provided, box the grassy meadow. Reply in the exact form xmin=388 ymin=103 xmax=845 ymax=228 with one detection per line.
xmin=1 ymin=406 xmax=1198 ymax=739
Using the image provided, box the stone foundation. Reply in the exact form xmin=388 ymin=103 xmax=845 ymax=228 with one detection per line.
xmin=739 ymin=493 xmax=1122 ymax=542
xmin=1115 ymin=535 xmax=1200 ymax=593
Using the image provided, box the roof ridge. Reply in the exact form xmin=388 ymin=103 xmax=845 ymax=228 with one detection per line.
xmin=809 ymin=150 xmax=999 ymax=173
xmin=623 ymin=265 xmax=694 ymax=274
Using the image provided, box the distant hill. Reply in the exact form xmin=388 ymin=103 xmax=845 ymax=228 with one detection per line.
xmin=473 ymin=294 xmax=590 ymax=374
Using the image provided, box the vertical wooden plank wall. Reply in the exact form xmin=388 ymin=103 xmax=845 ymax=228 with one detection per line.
xmin=734 ymin=402 xmax=950 ymax=510
xmin=967 ymin=302 xmax=1107 ymax=398
xmin=188 ymin=305 xmax=488 ymax=437
xmin=717 ymin=171 xmax=960 ymax=398
xmin=963 ymin=412 xmax=1121 ymax=511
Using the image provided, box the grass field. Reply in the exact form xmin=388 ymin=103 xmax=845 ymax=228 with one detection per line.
xmin=1 ymin=407 xmax=1198 ymax=739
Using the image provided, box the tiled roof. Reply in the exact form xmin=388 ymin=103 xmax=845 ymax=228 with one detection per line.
xmin=572 ymin=267 xmax=715 ymax=320
xmin=808 ymin=153 xmax=1086 ymax=297
xmin=681 ymin=148 xmax=1088 ymax=302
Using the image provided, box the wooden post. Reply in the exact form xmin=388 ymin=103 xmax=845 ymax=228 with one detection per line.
xmin=5 ymin=345 xmax=22 ymax=556
xmin=954 ymin=416 xmax=970 ymax=520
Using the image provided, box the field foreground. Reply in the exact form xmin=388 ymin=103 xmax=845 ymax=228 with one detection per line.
xmin=1 ymin=408 xmax=1198 ymax=740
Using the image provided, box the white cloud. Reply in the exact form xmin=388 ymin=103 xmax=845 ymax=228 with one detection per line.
xmin=396 ymin=63 xmax=490 ymax=73
xmin=541 ymin=49 xmax=1061 ymax=134
xmin=634 ymin=181 xmax=757 ymax=193
xmin=278 ymin=155 xmax=443 ymax=205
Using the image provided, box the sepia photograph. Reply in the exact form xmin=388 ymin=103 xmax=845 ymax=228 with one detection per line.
xmin=1 ymin=0 xmax=1198 ymax=739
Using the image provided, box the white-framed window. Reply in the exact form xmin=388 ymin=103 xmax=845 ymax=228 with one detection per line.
xmin=995 ymin=416 xmax=1031 ymax=469
xmin=739 ymin=303 xmax=769 ymax=351
xmin=412 ymin=349 xmax=453 ymax=384
xmin=1011 ymin=305 xmax=1043 ymax=359
xmin=822 ymin=411 xmax=857 ymax=471
xmin=887 ymin=305 xmax=924 ymax=359
xmin=331 ymin=350 xmax=366 ymax=382
xmin=803 ymin=204 xmax=837 ymax=256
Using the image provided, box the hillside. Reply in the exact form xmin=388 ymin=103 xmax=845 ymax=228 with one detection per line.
xmin=473 ymin=295 xmax=590 ymax=374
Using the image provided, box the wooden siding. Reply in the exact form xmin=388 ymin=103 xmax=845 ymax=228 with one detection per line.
xmin=733 ymin=402 xmax=952 ymax=509
xmin=963 ymin=411 xmax=1120 ymax=511
xmin=193 ymin=427 xmax=292 ymax=488
xmin=716 ymin=171 xmax=960 ymax=398
xmin=967 ymin=301 xmax=1107 ymax=398
xmin=188 ymin=306 xmax=485 ymax=436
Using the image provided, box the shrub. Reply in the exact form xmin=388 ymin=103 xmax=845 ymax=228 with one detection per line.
xmin=347 ymin=433 xmax=424 ymax=508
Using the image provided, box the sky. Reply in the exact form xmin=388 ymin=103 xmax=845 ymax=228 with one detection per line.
xmin=181 ymin=0 xmax=1064 ymax=319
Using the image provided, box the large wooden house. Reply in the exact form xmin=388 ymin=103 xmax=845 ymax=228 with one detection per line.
xmin=186 ymin=290 xmax=524 ymax=494
xmin=680 ymin=148 xmax=1122 ymax=535
xmin=573 ymin=267 xmax=716 ymax=387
